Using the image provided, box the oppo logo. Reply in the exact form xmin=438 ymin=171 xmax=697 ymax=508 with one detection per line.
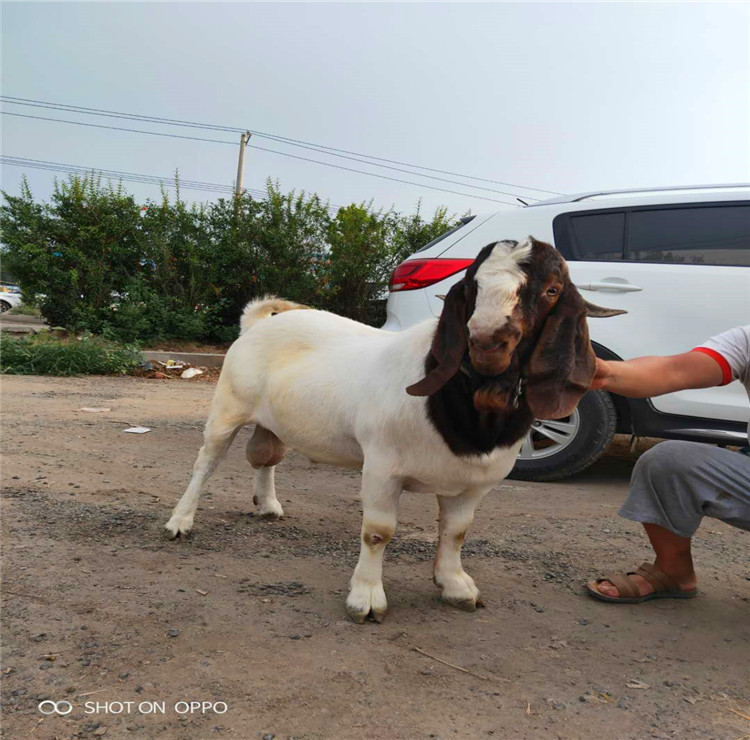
xmin=38 ymin=700 xmax=74 ymax=716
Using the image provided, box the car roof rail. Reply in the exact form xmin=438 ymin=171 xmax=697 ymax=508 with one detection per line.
xmin=531 ymin=183 xmax=750 ymax=206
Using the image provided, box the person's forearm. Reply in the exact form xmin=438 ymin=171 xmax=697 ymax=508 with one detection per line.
xmin=602 ymin=355 xmax=715 ymax=398
xmin=603 ymin=357 xmax=677 ymax=397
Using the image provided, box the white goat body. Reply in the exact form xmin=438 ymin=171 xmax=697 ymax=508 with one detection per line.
xmin=229 ymin=306 xmax=519 ymax=486
xmin=166 ymin=300 xmax=522 ymax=622
xmin=166 ymin=238 xmax=609 ymax=622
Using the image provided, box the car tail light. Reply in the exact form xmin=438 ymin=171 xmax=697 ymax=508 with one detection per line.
xmin=388 ymin=258 xmax=474 ymax=292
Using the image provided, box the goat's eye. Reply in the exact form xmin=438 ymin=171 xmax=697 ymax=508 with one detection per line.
xmin=546 ymin=287 xmax=559 ymax=297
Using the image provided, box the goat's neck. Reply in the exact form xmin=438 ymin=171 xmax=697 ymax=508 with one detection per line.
xmin=423 ymin=353 xmax=534 ymax=457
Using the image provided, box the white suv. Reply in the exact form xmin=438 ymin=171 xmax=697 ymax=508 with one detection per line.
xmin=384 ymin=185 xmax=750 ymax=480
xmin=0 ymin=285 xmax=23 ymax=313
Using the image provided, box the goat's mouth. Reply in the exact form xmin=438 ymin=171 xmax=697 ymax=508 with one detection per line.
xmin=468 ymin=347 xmax=513 ymax=376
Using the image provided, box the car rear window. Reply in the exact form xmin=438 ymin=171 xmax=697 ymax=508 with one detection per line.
xmin=628 ymin=205 xmax=750 ymax=266
xmin=415 ymin=215 xmax=476 ymax=254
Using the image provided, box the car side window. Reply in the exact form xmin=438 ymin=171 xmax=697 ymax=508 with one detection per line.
xmin=569 ymin=212 xmax=626 ymax=261
xmin=628 ymin=205 xmax=750 ymax=266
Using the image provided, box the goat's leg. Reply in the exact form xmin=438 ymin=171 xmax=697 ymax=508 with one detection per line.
xmin=165 ymin=412 xmax=244 ymax=538
xmin=246 ymin=425 xmax=286 ymax=520
xmin=433 ymin=488 xmax=489 ymax=611
xmin=346 ymin=470 xmax=402 ymax=624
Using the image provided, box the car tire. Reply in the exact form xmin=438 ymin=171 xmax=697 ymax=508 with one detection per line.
xmin=508 ymin=390 xmax=618 ymax=482
xmin=0 ymin=300 xmax=11 ymax=314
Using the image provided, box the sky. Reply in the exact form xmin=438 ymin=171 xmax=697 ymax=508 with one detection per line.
xmin=2 ymin=1 xmax=749 ymax=218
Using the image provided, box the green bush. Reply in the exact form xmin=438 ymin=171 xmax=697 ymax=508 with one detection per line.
xmin=0 ymin=333 xmax=142 ymax=376
xmin=1 ymin=176 xmax=144 ymax=330
xmin=1 ymin=175 xmax=462 ymax=342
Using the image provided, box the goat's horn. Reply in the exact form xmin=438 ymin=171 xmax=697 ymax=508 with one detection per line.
xmin=435 ymin=294 xmax=446 ymax=301
xmin=584 ymin=299 xmax=627 ymax=318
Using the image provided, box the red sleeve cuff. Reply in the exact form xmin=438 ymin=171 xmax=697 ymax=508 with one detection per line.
xmin=691 ymin=347 xmax=733 ymax=386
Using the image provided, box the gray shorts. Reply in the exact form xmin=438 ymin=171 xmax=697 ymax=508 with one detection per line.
xmin=619 ymin=440 xmax=750 ymax=538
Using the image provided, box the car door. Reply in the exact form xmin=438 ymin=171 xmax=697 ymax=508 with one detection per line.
xmin=554 ymin=201 xmax=750 ymax=424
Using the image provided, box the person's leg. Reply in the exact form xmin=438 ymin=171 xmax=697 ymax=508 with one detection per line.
xmin=642 ymin=524 xmax=696 ymax=587
xmin=592 ymin=441 xmax=750 ymax=599
xmin=595 ymin=524 xmax=697 ymax=598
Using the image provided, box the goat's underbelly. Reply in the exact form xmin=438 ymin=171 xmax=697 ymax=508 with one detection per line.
xmin=252 ymin=405 xmax=364 ymax=470
xmin=299 ymin=443 xmax=364 ymax=468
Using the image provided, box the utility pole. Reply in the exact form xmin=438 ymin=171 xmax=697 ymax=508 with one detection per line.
xmin=235 ymin=131 xmax=251 ymax=197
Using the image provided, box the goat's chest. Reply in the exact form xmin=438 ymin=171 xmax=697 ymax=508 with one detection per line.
xmin=397 ymin=438 xmax=523 ymax=496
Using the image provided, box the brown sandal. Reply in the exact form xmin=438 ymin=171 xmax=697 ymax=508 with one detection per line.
xmin=586 ymin=562 xmax=698 ymax=604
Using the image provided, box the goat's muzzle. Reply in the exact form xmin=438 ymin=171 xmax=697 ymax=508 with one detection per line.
xmin=468 ymin=348 xmax=513 ymax=376
xmin=467 ymin=331 xmax=520 ymax=376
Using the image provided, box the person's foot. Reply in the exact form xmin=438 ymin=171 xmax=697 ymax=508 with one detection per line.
xmin=593 ymin=562 xmax=697 ymax=599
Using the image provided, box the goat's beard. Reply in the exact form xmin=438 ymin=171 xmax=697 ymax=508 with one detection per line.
xmin=471 ymin=356 xmax=521 ymax=414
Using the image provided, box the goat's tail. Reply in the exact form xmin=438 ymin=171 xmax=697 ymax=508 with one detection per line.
xmin=239 ymin=296 xmax=311 ymax=335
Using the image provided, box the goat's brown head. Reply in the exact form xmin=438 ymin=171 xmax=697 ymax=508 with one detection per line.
xmin=406 ymin=237 xmax=625 ymax=419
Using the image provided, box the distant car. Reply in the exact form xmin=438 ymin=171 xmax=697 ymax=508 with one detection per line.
xmin=384 ymin=184 xmax=750 ymax=480
xmin=0 ymin=285 xmax=23 ymax=313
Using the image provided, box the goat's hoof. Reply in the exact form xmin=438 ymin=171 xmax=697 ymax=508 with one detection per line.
xmin=370 ymin=606 xmax=388 ymax=623
xmin=346 ymin=584 xmax=388 ymax=624
xmin=345 ymin=605 xmax=388 ymax=624
xmin=252 ymin=495 xmax=259 ymax=505
xmin=164 ymin=515 xmax=194 ymax=539
xmin=257 ymin=502 xmax=285 ymax=520
xmin=346 ymin=606 xmax=368 ymax=624
xmin=443 ymin=594 xmax=484 ymax=612
xmin=436 ymin=571 xmax=482 ymax=612
xmin=258 ymin=510 xmax=284 ymax=521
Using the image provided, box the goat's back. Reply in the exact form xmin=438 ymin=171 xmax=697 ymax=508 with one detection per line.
xmin=222 ymin=307 xmax=433 ymax=428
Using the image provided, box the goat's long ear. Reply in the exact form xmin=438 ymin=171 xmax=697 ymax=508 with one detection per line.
xmin=584 ymin=299 xmax=627 ymax=318
xmin=525 ymin=284 xmax=596 ymax=419
xmin=406 ymin=280 xmax=468 ymax=396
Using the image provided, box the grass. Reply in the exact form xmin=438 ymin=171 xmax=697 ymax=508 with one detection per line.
xmin=0 ymin=333 xmax=142 ymax=376
xmin=5 ymin=303 xmax=42 ymax=317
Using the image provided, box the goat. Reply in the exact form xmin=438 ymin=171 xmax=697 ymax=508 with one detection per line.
xmin=165 ymin=237 xmax=624 ymax=622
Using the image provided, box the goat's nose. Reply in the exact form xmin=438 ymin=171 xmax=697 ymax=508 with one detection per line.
xmin=469 ymin=336 xmax=502 ymax=353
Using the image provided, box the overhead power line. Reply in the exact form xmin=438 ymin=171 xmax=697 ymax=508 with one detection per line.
xmin=4 ymin=109 xmax=524 ymax=202
xmin=3 ymin=112 xmax=521 ymax=206
xmin=3 ymin=111 xmax=237 ymax=145
xmin=2 ymin=95 xmax=560 ymax=197
xmin=2 ymin=96 xmax=245 ymax=133
xmin=1 ymin=155 xmax=346 ymax=210
xmin=2 ymin=155 xmax=231 ymax=194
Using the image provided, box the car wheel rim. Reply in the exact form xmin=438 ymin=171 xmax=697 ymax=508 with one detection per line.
xmin=517 ymin=410 xmax=581 ymax=460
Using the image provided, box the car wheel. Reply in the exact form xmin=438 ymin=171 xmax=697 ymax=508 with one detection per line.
xmin=0 ymin=301 xmax=11 ymax=314
xmin=509 ymin=390 xmax=617 ymax=482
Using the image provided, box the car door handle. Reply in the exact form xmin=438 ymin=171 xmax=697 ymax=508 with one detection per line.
xmin=576 ymin=281 xmax=643 ymax=293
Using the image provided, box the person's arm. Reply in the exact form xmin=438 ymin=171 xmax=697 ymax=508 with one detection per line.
xmin=590 ymin=352 xmax=725 ymax=398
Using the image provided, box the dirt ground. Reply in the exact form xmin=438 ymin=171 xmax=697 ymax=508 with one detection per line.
xmin=1 ymin=375 xmax=748 ymax=740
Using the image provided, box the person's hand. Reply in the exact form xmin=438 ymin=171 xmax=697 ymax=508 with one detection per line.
xmin=590 ymin=357 xmax=614 ymax=391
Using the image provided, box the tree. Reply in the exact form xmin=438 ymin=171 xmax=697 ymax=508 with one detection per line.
xmin=1 ymin=175 xmax=464 ymax=341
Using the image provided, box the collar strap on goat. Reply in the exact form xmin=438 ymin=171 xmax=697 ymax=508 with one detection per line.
xmin=511 ymin=376 xmax=526 ymax=409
